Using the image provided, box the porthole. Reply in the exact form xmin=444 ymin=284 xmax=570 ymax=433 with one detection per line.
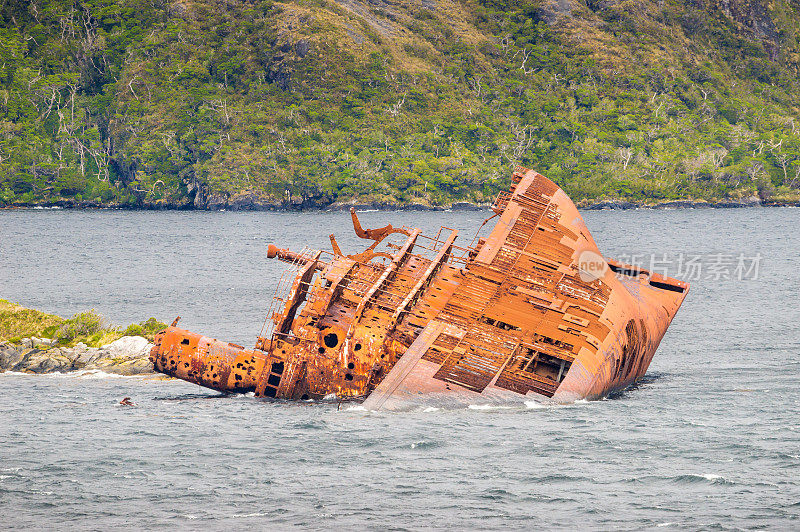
xmin=324 ymin=332 xmax=339 ymax=348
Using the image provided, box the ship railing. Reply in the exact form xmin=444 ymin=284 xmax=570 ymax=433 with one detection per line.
xmin=260 ymin=246 xmax=321 ymax=340
xmin=414 ymin=227 xmax=471 ymax=266
xmin=492 ymin=191 xmax=512 ymax=213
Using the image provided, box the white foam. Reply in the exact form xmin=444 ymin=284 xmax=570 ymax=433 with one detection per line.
xmin=79 ymin=370 xmax=132 ymax=379
xmin=343 ymin=405 xmax=367 ymax=412
xmin=467 ymin=404 xmax=514 ymax=410
xmin=229 ymin=392 xmax=256 ymax=399
xmin=422 ymin=406 xmax=440 ymax=412
xmin=54 ymin=369 xmax=134 ymax=379
xmin=701 ymin=473 xmax=723 ymax=481
xmin=3 ymin=369 xmax=142 ymax=379
xmin=524 ymin=400 xmax=546 ymax=409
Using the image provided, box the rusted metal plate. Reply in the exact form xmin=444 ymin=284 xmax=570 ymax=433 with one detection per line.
xmin=150 ymin=167 xmax=689 ymax=408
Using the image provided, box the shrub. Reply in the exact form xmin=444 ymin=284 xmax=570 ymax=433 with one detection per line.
xmin=56 ymin=310 xmax=106 ymax=343
xmin=123 ymin=317 xmax=168 ymax=341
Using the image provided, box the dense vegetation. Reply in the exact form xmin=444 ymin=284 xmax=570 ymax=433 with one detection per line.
xmin=0 ymin=299 xmax=166 ymax=346
xmin=2 ymin=0 xmax=799 ymax=208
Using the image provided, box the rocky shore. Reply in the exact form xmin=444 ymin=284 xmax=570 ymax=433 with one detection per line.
xmin=579 ymin=195 xmax=770 ymax=210
xmin=4 ymin=194 xmax=797 ymax=212
xmin=0 ymin=336 xmax=154 ymax=376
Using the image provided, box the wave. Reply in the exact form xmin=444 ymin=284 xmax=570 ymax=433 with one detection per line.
xmin=673 ymin=473 xmax=734 ymax=485
xmin=153 ymin=392 xmax=230 ymax=401
xmin=1 ymin=369 xmax=143 ymax=379
xmin=228 ymin=391 xmax=256 ymax=399
xmin=467 ymin=404 xmax=517 ymax=410
xmin=67 ymin=369 xmax=138 ymax=379
xmin=524 ymin=400 xmax=546 ymax=409
xmin=409 ymin=440 xmax=440 ymax=449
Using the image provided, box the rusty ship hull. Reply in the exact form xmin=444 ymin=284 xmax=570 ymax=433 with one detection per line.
xmin=150 ymin=167 xmax=688 ymax=410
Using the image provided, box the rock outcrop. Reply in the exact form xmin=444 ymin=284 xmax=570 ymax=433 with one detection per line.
xmin=585 ymin=199 xmax=638 ymax=210
xmin=0 ymin=336 xmax=154 ymax=376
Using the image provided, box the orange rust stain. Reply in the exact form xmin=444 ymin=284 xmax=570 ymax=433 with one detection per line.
xmin=150 ymin=168 xmax=689 ymax=408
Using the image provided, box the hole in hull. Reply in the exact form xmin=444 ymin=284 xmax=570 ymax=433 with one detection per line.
xmin=323 ymin=333 xmax=339 ymax=348
xmin=649 ymin=280 xmax=685 ymax=293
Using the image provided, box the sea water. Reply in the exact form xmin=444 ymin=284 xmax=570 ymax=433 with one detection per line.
xmin=1 ymin=207 xmax=798 ymax=528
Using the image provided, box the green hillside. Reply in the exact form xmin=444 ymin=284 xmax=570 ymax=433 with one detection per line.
xmin=2 ymin=0 xmax=799 ymax=209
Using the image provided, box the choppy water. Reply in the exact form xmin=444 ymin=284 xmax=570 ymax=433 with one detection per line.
xmin=1 ymin=207 xmax=798 ymax=529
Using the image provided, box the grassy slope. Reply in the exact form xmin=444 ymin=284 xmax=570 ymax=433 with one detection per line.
xmin=0 ymin=299 xmax=166 ymax=347
xmin=1 ymin=0 xmax=799 ymax=208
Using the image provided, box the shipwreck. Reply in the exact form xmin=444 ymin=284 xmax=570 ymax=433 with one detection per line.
xmin=150 ymin=167 xmax=688 ymax=410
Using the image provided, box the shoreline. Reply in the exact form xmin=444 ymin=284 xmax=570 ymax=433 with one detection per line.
xmin=2 ymin=198 xmax=797 ymax=212
xmin=0 ymin=336 xmax=155 ymax=376
xmin=0 ymin=300 xmax=165 ymax=376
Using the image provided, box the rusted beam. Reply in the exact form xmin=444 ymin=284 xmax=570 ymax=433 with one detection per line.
xmin=267 ymin=244 xmax=327 ymax=271
xmin=347 ymin=228 xmax=421 ymax=331
xmin=390 ymin=229 xmax=457 ymax=324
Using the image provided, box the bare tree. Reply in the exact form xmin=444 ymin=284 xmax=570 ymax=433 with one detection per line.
xmin=520 ymin=48 xmax=534 ymax=75
xmin=510 ymin=121 xmax=534 ymax=160
xmin=786 ymin=117 xmax=798 ymax=135
xmin=746 ymin=160 xmax=764 ymax=182
xmin=468 ymin=76 xmax=485 ymax=103
xmin=387 ymin=94 xmax=405 ymax=117
xmin=616 ymin=147 xmax=634 ymax=170
xmin=776 ymin=153 xmax=791 ymax=184
xmin=128 ymin=75 xmax=140 ymax=101
xmin=207 ymin=98 xmax=231 ymax=124
xmin=789 ymin=164 xmax=800 ymax=189
xmin=499 ymin=34 xmax=511 ymax=57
